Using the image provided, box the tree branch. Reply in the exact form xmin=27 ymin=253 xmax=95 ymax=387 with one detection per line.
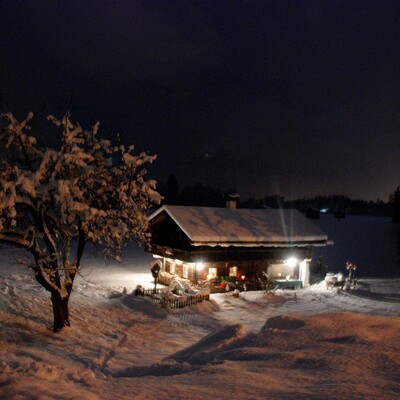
xmin=68 ymin=225 xmax=86 ymax=286
xmin=0 ymin=232 xmax=31 ymax=249
xmin=35 ymin=265 xmax=60 ymax=294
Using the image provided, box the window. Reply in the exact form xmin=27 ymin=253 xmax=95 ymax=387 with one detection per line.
xmin=208 ymin=267 xmax=217 ymax=278
xmin=229 ymin=266 xmax=237 ymax=277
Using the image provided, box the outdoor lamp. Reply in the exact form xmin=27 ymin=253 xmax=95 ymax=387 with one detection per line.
xmin=286 ymin=258 xmax=298 ymax=267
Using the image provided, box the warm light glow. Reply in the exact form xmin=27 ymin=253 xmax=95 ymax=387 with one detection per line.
xmin=207 ymin=267 xmax=217 ymax=280
xmin=195 ymin=262 xmax=204 ymax=270
xmin=285 ymin=258 xmax=298 ymax=267
xmin=229 ymin=266 xmax=237 ymax=277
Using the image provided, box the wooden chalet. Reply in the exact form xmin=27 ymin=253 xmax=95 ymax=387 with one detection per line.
xmin=147 ymin=204 xmax=329 ymax=288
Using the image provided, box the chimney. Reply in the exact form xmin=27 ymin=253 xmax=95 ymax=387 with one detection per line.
xmin=225 ymin=191 xmax=240 ymax=209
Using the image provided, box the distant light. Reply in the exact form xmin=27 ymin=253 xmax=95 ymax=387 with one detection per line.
xmin=320 ymin=208 xmax=329 ymax=213
xmin=285 ymin=258 xmax=298 ymax=267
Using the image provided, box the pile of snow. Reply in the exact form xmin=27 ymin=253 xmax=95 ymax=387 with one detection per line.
xmin=1 ymin=218 xmax=400 ymax=399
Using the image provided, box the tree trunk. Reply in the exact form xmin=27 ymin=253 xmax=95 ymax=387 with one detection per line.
xmin=51 ymin=292 xmax=71 ymax=332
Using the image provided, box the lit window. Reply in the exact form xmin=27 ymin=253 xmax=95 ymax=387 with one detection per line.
xmin=229 ymin=266 xmax=237 ymax=277
xmin=208 ymin=267 xmax=217 ymax=278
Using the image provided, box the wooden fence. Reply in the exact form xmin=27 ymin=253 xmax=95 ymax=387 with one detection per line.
xmin=135 ymin=287 xmax=210 ymax=309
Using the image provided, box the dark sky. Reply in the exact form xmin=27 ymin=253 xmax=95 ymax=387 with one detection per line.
xmin=1 ymin=0 xmax=400 ymax=201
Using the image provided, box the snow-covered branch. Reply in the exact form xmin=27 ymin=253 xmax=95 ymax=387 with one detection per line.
xmin=0 ymin=232 xmax=31 ymax=249
xmin=1 ymin=110 xmax=160 ymax=283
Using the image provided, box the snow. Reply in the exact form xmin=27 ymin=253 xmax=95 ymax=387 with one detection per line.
xmin=1 ymin=216 xmax=400 ymax=399
xmin=151 ymin=205 xmax=328 ymax=245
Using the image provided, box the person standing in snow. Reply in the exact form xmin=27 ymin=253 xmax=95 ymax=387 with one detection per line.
xmin=346 ymin=262 xmax=357 ymax=288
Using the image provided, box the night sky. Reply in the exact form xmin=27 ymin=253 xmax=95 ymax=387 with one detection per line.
xmin=1 ymin=1 xmax=400 ymax=201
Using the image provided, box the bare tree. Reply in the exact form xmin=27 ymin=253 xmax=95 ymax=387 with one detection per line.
xmin=0 ymin=112 xmax=161 ymax=331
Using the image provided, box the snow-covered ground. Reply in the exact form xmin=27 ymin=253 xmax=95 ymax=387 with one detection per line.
xmin=1 ymin=215 xmax=400 ymax=399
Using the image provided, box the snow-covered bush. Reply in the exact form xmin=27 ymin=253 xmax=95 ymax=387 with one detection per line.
xmin=158 ymin=270 xmax=178 ymax=286
xmin=0 ymin=111 xmax=161 ymax=331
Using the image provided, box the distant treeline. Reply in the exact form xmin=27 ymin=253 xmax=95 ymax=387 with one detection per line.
xmin=157 ymin=175 xmax=399 ymax=220
xmin=264 ymin=195 xmax=390 ymax=217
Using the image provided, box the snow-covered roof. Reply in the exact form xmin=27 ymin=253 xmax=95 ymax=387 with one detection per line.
xmin=149 ymin=205 xmax=328 ymax=247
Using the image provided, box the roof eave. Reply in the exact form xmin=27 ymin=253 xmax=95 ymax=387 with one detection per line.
xmin=191 ymin=241 xmax=329 ymax=248
xmin=149 ymin=205 xmax=194 ymax=241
